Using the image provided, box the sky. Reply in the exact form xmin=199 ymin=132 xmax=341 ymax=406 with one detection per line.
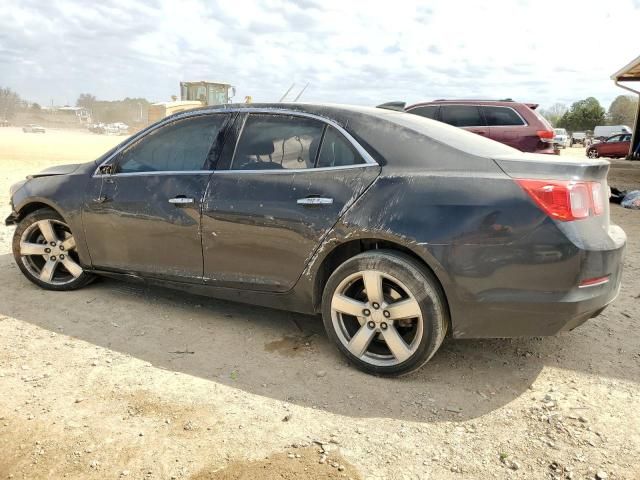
xmin=1 ymin=0 xmax=639 ymax=110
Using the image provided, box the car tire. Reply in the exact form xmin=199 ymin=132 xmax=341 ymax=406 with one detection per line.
xmin=12 ymin=208 xmax=94 ymax=291
xmin=587 ymin=149 xmax=599 ymax=159
xmin=321 ymin=250 xmax=448 ymax=376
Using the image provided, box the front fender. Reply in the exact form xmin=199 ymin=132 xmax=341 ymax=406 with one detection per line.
xmin=8 ymin=171 xmax=93 ymax=267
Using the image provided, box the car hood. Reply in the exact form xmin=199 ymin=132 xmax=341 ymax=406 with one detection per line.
xmin=27 ymin=163 xmax=81 ymax=179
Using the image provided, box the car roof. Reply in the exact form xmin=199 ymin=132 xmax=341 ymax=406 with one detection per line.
xmin=406 ymin=99 xmax=539 ymax=110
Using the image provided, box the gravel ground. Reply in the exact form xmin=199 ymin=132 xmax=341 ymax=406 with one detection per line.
xmin=0 ymin=128 xmax=639 ymax=479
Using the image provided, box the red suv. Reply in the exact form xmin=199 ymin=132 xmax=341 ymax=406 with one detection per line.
xmin=405 ymin=99 xmax=556 ymax=154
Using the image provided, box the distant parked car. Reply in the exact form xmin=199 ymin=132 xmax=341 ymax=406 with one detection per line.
xmin=570 ymin=132 xmax=587 ymax=147
xmin=586 ymin=133 xmax=631 ymax=158
xmin=405 ymin=99 xmax=556 ymax=154
xmin=22 ymin=124 xmax=45 ymax=133
xmin=593 ymin=125 xmax=631 ymax=141
xmin=553 ymin=128 xmax=570 ymax=148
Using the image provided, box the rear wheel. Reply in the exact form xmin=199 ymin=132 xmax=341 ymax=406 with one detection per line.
xmin=12 ymin=208 xmax=94 ymax=291
xmin=587 ymin=148 xmax=599 ymax=158
xmin=321 ymin=250 xmax=448 ymax=376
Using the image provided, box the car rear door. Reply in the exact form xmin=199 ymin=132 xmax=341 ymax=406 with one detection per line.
xmin=201 ymin=111 xmax=380 ymax=292
xmin=480 ymin=105 xmax=529 ymax=150
xmin=82 ymin=113 xmax=230 ymax=282
xmin=439 ymin=105 xmax=489 ymax=138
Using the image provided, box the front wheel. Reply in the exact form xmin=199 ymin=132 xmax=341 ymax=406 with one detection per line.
xmin=12 ymin=208 xmax=94 ymax=291
xmin=321 ymin=250 xmax=448 ymax=376
xmin=587 ymin=148 xmax=599 ymax=158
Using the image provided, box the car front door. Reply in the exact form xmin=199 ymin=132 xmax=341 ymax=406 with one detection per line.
xmin=600 ymin=135 xmax=623 ymax=157
xmin=201 ymin=112 xmax=380 ymax=292
xmin=82 ymin=113 xmax=230 ymax=282
xmin=613 ymin=134 xmax=632 ymax=156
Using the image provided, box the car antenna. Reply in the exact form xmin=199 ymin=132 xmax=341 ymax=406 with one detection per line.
xmin=293 ymin=83 xmax=309 ymax=102
xmin=279 ymin=83 xmax=296 ymax=102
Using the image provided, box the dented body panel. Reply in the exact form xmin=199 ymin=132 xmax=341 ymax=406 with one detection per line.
xmin=202 ymin=165 xmax=380 ymax=291
xmin=5 ymin=103 xmax=626 ymax=339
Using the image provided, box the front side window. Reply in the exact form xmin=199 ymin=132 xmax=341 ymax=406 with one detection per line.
xmin=483 ymin=106 xmax=526 ymax=126
xmin=231 ymin=114 xmax=324 ymax=170
xmin=316 ymin=126 xmax=365 ymax=168
xmin=607 ymin=135 xmax=622 ymax=143
xmin=440 ymin=105 xmax=483 ymax=127
xmin=117 ymin=115 xmax=226 ymax=173
xmin=408 ymin=105 xmax=439 ymax=120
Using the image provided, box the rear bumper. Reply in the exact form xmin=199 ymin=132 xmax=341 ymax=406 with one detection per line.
xmin=448 ymin=224 xmax=626 ymax=338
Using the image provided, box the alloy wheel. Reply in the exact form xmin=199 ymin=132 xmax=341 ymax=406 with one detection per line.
xmin=330 ymin=269 xmax=424 ymax=367
xmin=19 ymin=219 xmax=83 ymax=285
xmin=587 ymin=149 xmax=599 ymax=158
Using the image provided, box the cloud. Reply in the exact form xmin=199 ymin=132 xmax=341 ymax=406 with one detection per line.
xmin=0 ymin=0 xmax=637 ymax=110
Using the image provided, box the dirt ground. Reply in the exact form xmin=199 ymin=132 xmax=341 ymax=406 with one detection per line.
xmin=0 ymin=128 xmax=639 ymax=480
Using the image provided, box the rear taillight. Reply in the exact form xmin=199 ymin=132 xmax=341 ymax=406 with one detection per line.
xmin=516 ymin=179 xmax=604 ymax=221
xmin=537 ymin=130 xmax=555 ymax=143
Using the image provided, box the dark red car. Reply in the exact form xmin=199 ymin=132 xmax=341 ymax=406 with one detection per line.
xmin=587 ymin=133 xmax=632 ymax=158
xmin=405 ymin=99 xmax=556 ymax=154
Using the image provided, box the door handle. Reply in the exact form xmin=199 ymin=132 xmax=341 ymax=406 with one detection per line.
xmin=297 ymin=197 xmax=333 ymax=206
xmin=168 ymin=196 xmax=194 ymax=205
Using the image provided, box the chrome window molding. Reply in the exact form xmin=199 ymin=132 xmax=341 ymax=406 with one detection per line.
xmin=93 ymin=107 xmax=379 ymax=178
xmin=103 ymin=170 xmax=214 ymax=177
xmin=213 ymin=163 xmax=374 ymax=175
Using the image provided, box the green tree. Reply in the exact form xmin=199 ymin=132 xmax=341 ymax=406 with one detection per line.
xmin=608 ymin=95 xmax=638 ymax=126
xmin=31 ymin=102 xmax=41 ymax=111
xmin=539 ymin=103 xmax=567 ymax=127
xmin=557 ymin=97 xmax=605 ymax=132
xmin=76 ymin=93 xmax=97 ymax=110
xmin=0 ymin=87 xmax=21 ymax=120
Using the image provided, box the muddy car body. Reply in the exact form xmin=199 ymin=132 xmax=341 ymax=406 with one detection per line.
xmin=6 ymin=103 xmax=626 ymax=375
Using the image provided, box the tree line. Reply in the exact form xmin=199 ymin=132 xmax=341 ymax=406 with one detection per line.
xmin=1 ymin=86 xmax=638 ymax=132
xmin=539 ymin=95 xmax=638 ymax=132
xmin=0 ymin=87 xmax=151 ymax=125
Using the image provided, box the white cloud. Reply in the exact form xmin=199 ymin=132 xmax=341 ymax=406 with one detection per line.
xmin=0 ymin=0 xmax=638 ymax=109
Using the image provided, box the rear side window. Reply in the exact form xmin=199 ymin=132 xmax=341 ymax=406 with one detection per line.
xmin=232 ymin=114 xmax=324 ymax=170
xmin=408 ymin=105 xmax=439 ymax=120
xmin=316 ymin=126 xmax=365 ymax=168
xmin=440 ymin=105 xmax=483 ymax=127
xmin=117 ymin=115 xmax=225 ymax=173
xmin=482 ymin=106 xmax=526 ymax=126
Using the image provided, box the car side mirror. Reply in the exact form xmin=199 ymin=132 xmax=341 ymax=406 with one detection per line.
xmin=98 ymin=164 xmax=114 ymax=175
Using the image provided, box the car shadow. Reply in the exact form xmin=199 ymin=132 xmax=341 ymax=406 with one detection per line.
xmin=0 ymin=253 xmax=636 ymax=423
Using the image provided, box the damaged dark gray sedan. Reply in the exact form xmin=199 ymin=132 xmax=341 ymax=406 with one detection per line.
xmin=5 ymin=104 xmax=626 ymax=375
